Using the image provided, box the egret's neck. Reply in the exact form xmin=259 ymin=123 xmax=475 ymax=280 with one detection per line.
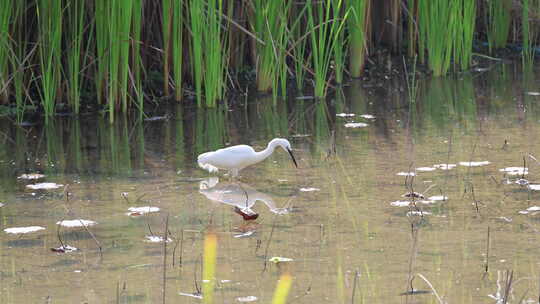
xmin=255 ymin=143 xmax=277 ymax=162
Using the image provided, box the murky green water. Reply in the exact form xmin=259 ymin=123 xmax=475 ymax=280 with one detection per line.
xmin=2 ymin=64 xmax=540 ymax=303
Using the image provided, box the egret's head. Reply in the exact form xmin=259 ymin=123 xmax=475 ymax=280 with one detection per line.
xmin=270 ymin=138 xmax=298 ymax=168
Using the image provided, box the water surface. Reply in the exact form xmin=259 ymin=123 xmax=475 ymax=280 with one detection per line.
xmin=2 ymin=64 xmax=540 ymax=303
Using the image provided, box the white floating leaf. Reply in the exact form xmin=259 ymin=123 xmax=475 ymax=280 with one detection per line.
xmin=428 ymin=195 xmax=448 ymax=201
xmin=145 ymin=235 xmax=172 ymax=243
xmin=18 ymin=173 xmax=46 ymax=180
xmin=396 ymin=172 xmax=416 ymax=176
xmin=359 ymin=114 xmax=375 ymax=119
xmin=237 ymin=296 xmax=258 ymax=302
xmin=344 ymin=122 xmax=368 ymax=128
xmin=269 ymin=257 xmax=293 ymax=263
xmin=459 ymin=161 xmax=490 ymax=167
xmin=406 ymin=211 xmax=432 ymax=217
xmin=390 ymin=200 xmax=410 ymax=207
xmin=433 ymin=164 xmax=457 ymax=170
xmin=56 ymin=219 xmax=97 ymax=228
xmin=526 ymin=91 xmax=540 ymax=96
xmin=0 ymin=203 xmax=3 ymax=207
xmin=26 ymin=182 xmax=64 ymax=190
xmin=300 ymin=187 xmax=320 ymax=192
xmin=178 ymin=292 xmax=203 ymax=299
xmin=4 ymin=226 xmax=45 ymax=234
xmin=416 ymin=167 xmax=436 ymax=172
xmin=529 ymin=184 xmax=540 ymax=191
xmin=127 ymin=206 xmax=160 ymax=216
xmin=499 ymin=167 xmax=528 ymax=176
xmin=336 ymin=113 xmax=355 ymax=117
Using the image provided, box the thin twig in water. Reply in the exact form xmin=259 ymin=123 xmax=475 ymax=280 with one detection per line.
xmin=502 ymin=270 xmax=514 ymax=304
xmin=78 ymin=219 xmax=102 ymax=257
xmin=162 ymin=215 xmax=169 ymax=304
xmin=485 ymin=226 xmax=490 ymax=273
xmin=262 ymin=218 xmax=277 ymax=273
xmin=172 ymin=228 xmax=184 ymax=267
xmin=416 ymin=273 xmax=444 ymax=304
xmin=351 ymin=269 xmax=359 ymax=304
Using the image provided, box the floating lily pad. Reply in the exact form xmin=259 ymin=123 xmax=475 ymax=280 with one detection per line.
xmin=269 ymin=257 xmax=293 ymax=263
xmin=433 ymin=164 xmax=457 ymax=170
xmin=359 ymin=114 xmax=375 ymax=119
xmin=178 ymin=292 xmax=203 ymax=299
xmin=344 ymin=122 xmax=368 ymax=128
xmin=519 ymin=206 xmax=540 ymax=215
xmin=18 ymin=173 xmax=46 ymax=180
xmin=127 ymin=206 xmax=160 ymax=216
xmin=416 ymin=167 xmax=436 ymax=172
xmin=459 ymin=161 xmax=490 ymax=167
xmin=396 ymin=172 xmax=416 ymax=176
xmin=499 ymin=167 xmax=528 ymax=176
xmin=26 ymin=182 xmax=64 ymax=190
xmin=4 ymin=226 xmax=45 ymax=234
xmin=300 ymin=187 xmax=320 ymax=192
xmin=390 ymin=201 xmax=410 ymax=207
xmin=237 ymin=296 xmax=258 ymax=302
xmin=529 ymin=184 xmax=540 ymax=191
xmin=56 ymin=219 xmax=97 ymax=228
xmin=144 ymin=235 xmax=172 ymax=243
xmin=428 ymin=195 xmax=447 ymax=201
xmin=526 ymin=91 xmax=540 ymax=96
xmin=51 ymin=245 xmax=78 ymax=253
xmin=336 ymin=113 xmax=355 ymax=117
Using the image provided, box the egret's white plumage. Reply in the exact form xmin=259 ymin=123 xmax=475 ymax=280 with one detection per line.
xmin=197 ymin=138 xmax=298 ymax=177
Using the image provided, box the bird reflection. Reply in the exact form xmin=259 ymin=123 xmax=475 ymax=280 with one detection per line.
xmin=199 ymin=177 xmax=288 ymax=220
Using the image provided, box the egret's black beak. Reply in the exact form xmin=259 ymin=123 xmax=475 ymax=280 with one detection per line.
xmin=287 ymin=148 xmax=298 ymax=168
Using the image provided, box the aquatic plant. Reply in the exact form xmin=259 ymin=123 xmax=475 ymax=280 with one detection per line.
xmin=66 ymin=0 xmax=87 ymax=114
xmin=0 ymin=0 xmax=13 ymax=104
xmin=347 ymin=0 xmax=369 ymax=78
xmin=486 ymin=0 xmax=512 ymax=51
xmin=37 ymin=0 xmax=63 ymax=119
xmin=307 ymin=0 xmax=349 ymax=98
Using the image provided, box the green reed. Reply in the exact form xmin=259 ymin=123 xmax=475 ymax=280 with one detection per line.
xmin=521 ymin=0 xmax=539 ymax=68
xmin=189 ymin=0 xmax=204 ymax=106
xmin=171 ymin=0 xmax=184 ymax=102
xmin=407 ymin=0 xmax=417 ymax=58
xmin=37 ymin=0 xmax=63 ymax=119
xmin=418 ymin=0 xmax=453 ymax=76
xmin=487 ymin=0 xmax=512 ymax=51
xmin=163 ymin=0 xmax=172 ymax=97
xmin=347 ymin=0 xmax=369 ymax=78
xmin=204 ymin=0 xmax=226 ymax=107
xmin=307 ymin=0 xmax=348 ymax=98
xmin=132 ymin=0 xmax=143 ymax=115
xmin=66 ymin=0 xmax=86 ymax=114
xmin=107 ymin=0 xmax=134 ymax=122
xmin=251 ymin=0 xmax=289 ymax=94
xmin=0 ymin=0 xmax=13 ymax=103
xmin=94 ymin=0 xmax=109 ymax=105
xmin=10 ymin=1 xmax=29 ymax=124
xmin=333 ymin=1 xmax=346 ymax=84
xmin=455 ymin=0 xmax=475 ymax=71
xmin=290 ymin=4 xmax=309 ymax=92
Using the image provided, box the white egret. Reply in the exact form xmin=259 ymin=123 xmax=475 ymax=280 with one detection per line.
xmin=197 ymin=138 xmax=298 ymax=177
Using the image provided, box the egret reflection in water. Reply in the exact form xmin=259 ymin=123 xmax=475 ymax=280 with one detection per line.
xmin=199 ymin=177 xmax=288 ymax=219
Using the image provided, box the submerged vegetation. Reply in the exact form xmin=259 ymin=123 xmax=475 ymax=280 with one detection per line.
xmin=0 ymin=1 xmax=538 ymax=120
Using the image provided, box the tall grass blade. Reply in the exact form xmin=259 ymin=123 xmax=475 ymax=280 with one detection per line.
xmin=271 ymin=272 xmax=293 ymax=304
xmin=202 ymin=232 xmax=217 ymax=304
